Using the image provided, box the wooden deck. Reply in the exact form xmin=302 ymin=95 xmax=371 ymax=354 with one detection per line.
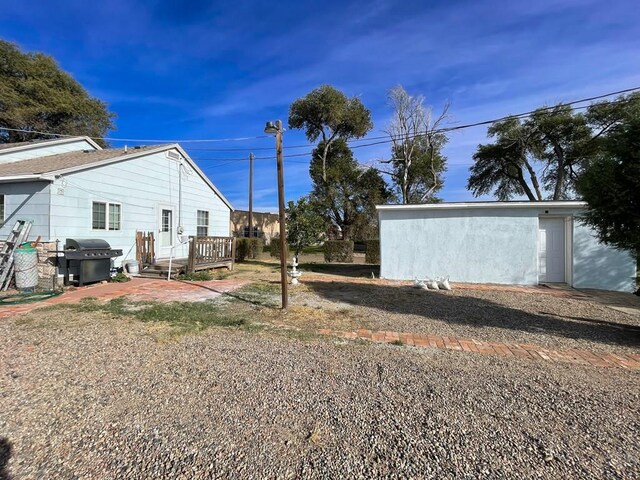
xmin=135 ymin=234 xmax=235 ymax=278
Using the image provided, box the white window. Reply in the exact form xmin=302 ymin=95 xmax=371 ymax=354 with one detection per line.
xmin=197 ymin=210 xmax=209 ymax=237
xmin=92 ymin=201 xmax=121 ymax=230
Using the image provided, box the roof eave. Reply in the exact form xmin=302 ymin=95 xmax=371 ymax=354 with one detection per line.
xmin=376 ymin=201 xmax=587 ymax=211
xmin=47 ymin=143 xmax=234 ymax=211
xmin=0 ymin=136 xmax=102 ymax=155
xmin=0 ymin=174 xmax=53 ymax=183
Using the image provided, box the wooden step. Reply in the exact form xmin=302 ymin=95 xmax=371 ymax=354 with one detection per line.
xmin=139 ymin=267 xmax=184 ymax=278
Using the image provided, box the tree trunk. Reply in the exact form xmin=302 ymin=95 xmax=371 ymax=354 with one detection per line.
xmin=321 ymin=141 xmax=330 ymax=183
xmin=551 ymin=143 xmax=565 ymax=200
xmin=341 ymin=224 xmax=352 ymax=241
xmin=522 ymin=159 xmax=543 ymax=200
xmin=515 ymin=168 xmax=537 ymax=201
xmin=402 ymin=163 xmax=409 ymax=204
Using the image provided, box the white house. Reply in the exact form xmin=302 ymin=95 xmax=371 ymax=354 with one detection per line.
xmin=377 ymin=201 xmax=637 ymax=293
xmin=0 ymin=136 xmax=233 ymax=265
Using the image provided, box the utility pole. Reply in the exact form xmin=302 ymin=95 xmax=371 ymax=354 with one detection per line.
xmin=248 ymin=152 xmax=254 ymax=238
xmin=264 ymin=120 xmax=288 ymax=309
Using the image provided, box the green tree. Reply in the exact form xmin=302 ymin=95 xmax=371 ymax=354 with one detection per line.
xmin=289 ymin=85 xmax=372 ymax=182
xmin=285 ymin=196 xmax=326 ymax=255
xmin=383 ymin=86 xmax=449 ymax=204
xmin=468 ymin=105 xmax=592 ymax=200
xmin=0 ymin=40 xmax=115 ymax=146
xmin=577 ymin=93 xmax=640 ymax=255
xmin=468 ymin=117 xmax=543 ymax=201
xmin=309 ymin=139 xmax=390 ymax=241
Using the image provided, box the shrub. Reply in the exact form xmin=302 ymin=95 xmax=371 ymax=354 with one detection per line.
xmin=236 ymin=238 xmax=264 ymax=261
xmin=178 ymin=270 xmax=213 ymax=281
xmin=324 ymin=240 xmax=354 ymax=263
xmin=109 ymin=272 xmax=131 ymax=283
xmin=269 ymin=237 xmax=290 ymax=259
xmin=365 ymin=239 xmax=380 ymax=264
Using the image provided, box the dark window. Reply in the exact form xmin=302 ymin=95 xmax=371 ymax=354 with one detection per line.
xmin=93 ymin=202 xmax=121 ymax=230
xmin=197 ymin=210 xmax=209 ymax=237
xmin=92 ymin=202 xmax=106 ymax=229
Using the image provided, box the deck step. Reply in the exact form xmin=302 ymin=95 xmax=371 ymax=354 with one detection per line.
xmin=140 ymin=267 xmax=184 ymax=278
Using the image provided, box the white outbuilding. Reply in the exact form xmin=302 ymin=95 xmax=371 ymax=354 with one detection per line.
xmin=377 ymin=201 xmax=637 ymax=292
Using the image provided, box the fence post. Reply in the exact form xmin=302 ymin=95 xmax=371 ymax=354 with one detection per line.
xmin=231 ymin=237 xmax=236 ymax=271
xmin=149 ymin=232 xmax=155 ymax=264
xmin=187 ymin=236 xmax=196 ymax=273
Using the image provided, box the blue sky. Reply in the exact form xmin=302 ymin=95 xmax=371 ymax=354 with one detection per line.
xmin=2 ymin=0 xmax=639 ymax=211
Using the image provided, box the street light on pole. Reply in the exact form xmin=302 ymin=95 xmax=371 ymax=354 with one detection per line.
xmin=264 ymin=119 xmax=288 ymax=309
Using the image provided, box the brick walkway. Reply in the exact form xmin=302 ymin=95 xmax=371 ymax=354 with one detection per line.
xmin=0 ymin=278 xmax=246 ymax=319
xmin=317 ymin=328 xmax=640 ymax=370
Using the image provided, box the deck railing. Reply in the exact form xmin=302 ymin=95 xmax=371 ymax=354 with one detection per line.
xmin=187 ymin=236 xmax=235 ymax=273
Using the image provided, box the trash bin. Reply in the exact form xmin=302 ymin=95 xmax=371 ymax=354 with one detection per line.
xmin=124 ymin=260 xmax=140 ymax=275
xmin=14 ymin=245 xmax=39 ymax=291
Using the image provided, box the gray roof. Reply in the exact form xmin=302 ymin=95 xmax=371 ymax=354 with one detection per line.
xmin=0 ymin=140 xmax=39 ymax=151
xmin=0 ymin=145 xmax=165 ymax=176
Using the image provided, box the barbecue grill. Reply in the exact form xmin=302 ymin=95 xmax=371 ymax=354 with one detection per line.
xmin=63 ymin=239 xmax=123 ymax=286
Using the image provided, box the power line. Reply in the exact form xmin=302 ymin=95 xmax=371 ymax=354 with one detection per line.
xmin=1 ymin=85 xmax=637 ymax=150
xmin=190 ymin=89 xmax=640 ymax=160
xmin=349 ymin=94 xmax=637 ymax=151
xmin=190 ymin=95 xmax=635 ymax=163
xmin=0 ymin=126 xmax=269 ymax=144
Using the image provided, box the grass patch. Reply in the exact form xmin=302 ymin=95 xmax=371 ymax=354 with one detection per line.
xmin=231 ymin=282 xmax=281 ymax=307
xmin=46 ymin=297 xmax=246 ymax=335
xmin=215 ymin=270 xmax=231 ymax=280
xmin=301 ymin=245 xmax=324 ymax=254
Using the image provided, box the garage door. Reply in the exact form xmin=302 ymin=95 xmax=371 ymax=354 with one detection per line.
xmin=538 ymin=218 xmax=565 ymax=283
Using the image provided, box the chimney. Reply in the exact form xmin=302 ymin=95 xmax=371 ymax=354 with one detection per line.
xmin=124 ymin=145 xmax=128 ymax=153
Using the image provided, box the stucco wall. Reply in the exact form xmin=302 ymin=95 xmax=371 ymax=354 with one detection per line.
xmin=572 ymin=221 xmax=636 ymax=292
xmin=379 ymin=207 xmax=539 ymax=284
xmin=230 ymin=210 xmax=280 ymax=244
xmin=379 ymin=205 xmax=637 ymax=292
xmin=49 ymin=150 xmax=231 ymax=266
xmin=0 ymin=181 xmax=51 ymax=239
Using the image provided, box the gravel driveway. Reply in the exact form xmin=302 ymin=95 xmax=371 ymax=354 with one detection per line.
xmin=2 ymin=308 xmax=639 ymax=479
xmin=298 ymin=279 xmax=640 ymax=354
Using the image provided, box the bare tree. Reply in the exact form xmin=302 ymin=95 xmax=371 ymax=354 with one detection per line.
xmin=381 ymin=86 xmax=449 ymax=204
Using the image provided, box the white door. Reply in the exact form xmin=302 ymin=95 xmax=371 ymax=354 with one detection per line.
xmin=157 ymin=206 xmax=175 ymax=258
xmin=538 ymin=218 xmax=565 ymax=283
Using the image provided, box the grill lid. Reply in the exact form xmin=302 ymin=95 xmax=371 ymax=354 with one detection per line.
xmin=65 ymin=238 xmax=112 ymax=251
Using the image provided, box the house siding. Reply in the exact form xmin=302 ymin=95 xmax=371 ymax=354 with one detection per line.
xmin=0 ymin=139 xmax=97 ymax=163
xmin=49 ymin=150 xmax=231 ymax=266
xmin=378 ymin=204 xmax=636 ymax=292
xmin=0 ymin=181 xmax=51 ymax=239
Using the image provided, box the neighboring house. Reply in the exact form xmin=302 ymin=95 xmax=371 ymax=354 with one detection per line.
xmin=230 ymin=210 xmax=279 ymax=244
xmin=0 ymin=137 xmax=232 ymax=266
xmin=377 ymin=201 xmax=636 ymax=292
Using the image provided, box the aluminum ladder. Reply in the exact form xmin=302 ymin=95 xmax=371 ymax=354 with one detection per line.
xmin=0 ymin=220 xmax=33 ymax=291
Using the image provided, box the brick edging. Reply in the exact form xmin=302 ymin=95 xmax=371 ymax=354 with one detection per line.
xmin=318 ymin=328 xmax=640 ymax=370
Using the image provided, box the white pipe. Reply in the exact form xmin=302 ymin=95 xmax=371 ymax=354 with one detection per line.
xmin=167 ymin=245 xmax=175 ymax=281
xmin=167 ymin=236 xmax=192 ymax=281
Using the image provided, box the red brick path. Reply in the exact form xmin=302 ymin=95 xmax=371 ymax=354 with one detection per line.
xmin=317 ymin=328 xmax=640 ymax=370
xmin=0 ymin=278 xmax=246 ymax=319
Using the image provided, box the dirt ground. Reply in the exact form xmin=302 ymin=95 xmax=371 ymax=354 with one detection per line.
xmin=1 ymin=261 xmax=639 ymax=478
xmin=228 ymin=260 xmax=640 ymax=354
